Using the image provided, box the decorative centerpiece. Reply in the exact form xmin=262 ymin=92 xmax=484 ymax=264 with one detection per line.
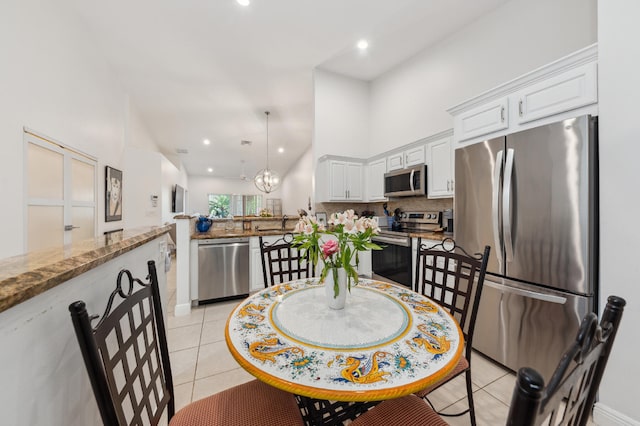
xmin=293 ymin=210 xmax=381 ymax=309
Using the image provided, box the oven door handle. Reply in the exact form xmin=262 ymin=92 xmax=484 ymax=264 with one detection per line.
xmin=372 ymin=236 xmax=411 ymax=247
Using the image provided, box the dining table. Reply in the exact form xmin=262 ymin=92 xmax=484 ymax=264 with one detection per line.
xmin=224 ymin=277 xmax=463 ymax=425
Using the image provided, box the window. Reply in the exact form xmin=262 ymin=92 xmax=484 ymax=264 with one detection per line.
xmin=208 ymin=194 xmax=262 ymax=218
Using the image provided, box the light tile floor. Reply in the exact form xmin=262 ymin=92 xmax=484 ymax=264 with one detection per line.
xmin=164 ymin=264 xmax=590 ymax=425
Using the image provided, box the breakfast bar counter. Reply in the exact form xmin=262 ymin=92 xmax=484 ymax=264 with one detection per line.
xmin=0 ymin=225 xmax=171 ymax=314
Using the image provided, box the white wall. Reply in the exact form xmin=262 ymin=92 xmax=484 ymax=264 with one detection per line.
xmin=368 ymin=0 xmax=597 ymax=154
xmin=313 ymin=69 xmax=370 ymax=161
xmin=0 ymin=0 xmax=179 ymax=258
xmin=595 ymin=1 xmax=640 ymax=423
xmin=279 ymin=148 xmax=314 ymax=215
xmin=0 ymin=0 xmax=120 ymax=258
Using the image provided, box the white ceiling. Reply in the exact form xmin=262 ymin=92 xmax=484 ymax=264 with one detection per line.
xmin=66 ymin=0 xmax=509 ymax=179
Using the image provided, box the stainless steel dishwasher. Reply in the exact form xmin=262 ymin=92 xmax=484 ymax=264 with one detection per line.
xmin=198 ymin=238 xmax=250 ymax=303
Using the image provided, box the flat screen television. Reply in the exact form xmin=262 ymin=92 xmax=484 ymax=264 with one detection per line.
xmin=172 ymin=184 xmax=185 ymax=213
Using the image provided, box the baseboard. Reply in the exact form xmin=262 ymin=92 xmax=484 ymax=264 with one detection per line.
xmin=593 ymin=403 xmax=640 ymax=426
xmin=174 ymin=303 xmax=192 ymax=317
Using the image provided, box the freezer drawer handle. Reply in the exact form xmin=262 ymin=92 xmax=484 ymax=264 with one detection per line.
xmin=485 ymin=280 xmax=567 ymax=304
xmin=492 ymin=150 xmax=504 ymax=265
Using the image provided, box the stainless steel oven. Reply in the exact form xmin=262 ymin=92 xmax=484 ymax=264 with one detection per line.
xmin=371 ymin=211 xmax=442 ymax=289
xmin=371 ymin=233 xmax=412 ymax=288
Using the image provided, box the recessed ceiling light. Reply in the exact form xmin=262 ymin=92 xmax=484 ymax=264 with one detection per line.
xmin=237 ymin=0 xmax=250 ymax=6
xmin=207 ymin=167 xmax=213 ymax=173
xmin=357 ymin=39 xmax=369 ymax=50
xmin=278 ymin=147 xmax=284 ymax=153
xmin=203 ymin=139 xmax=211 ymax=145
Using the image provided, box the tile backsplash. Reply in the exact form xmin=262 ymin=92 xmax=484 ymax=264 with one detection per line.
xmin=315 ymin=197 xmax=453 ymax=219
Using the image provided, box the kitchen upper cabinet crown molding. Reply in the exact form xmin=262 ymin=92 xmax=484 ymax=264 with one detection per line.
xmin=449 ymin=43 xmax=598 ymax=146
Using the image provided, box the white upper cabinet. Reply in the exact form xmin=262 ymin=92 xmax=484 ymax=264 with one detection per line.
xmin=404 ymin=145 xmax=426 ymax=167
xmin=387 ymin=153 xmax=404 ymax=171
xmin=366 ymin=158 xmax=387 ymax=202
xmin=449 ymin=44 xmax=598 ymax=147
xmin=317 ymin=157 xmax=364 ymax=202
xmin=426 ymin=135 xmax=454 ymax=198
xmin=455 ymin=97 xmax=509 ymax=142
xmin=387 ymin=145 xmax=425 ymax=171
xmin=515 ymin=62 xmax=597 ymax=124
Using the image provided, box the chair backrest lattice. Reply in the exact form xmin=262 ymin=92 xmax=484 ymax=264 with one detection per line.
xmin=507 ymin=295 xmax=626 ymax=426
xmin=70 ymin=261 xmax=174 ymax=426
xmin=260 ymin=234 xmax=314 ymax=287
xmin=415 ymin=238 xmax=490 ymax=352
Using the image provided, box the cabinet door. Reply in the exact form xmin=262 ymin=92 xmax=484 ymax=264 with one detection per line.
xmin=367 ymin=159 xmax=387 ymax=201
xmin=455 ymin=97 xmax=509 ymax=142
xmin=404 ymin=145 xmax=425 ymax=167
xmin=250 ymin=246 xmax=264 ymax=291
xmin=387 ymin=153 xmax=404 ymax=171
xmin=329 ymin=161 xmax=347 ymax=200
xmin=346 ymin=162 xmax=363 ymax=200
xmin=427 ymin=136 xmax=454 ymax=198
xmin=516 ymin=62 xmax=597 ymax=124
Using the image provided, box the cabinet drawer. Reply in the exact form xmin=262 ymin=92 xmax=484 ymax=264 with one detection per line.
xmin=516 ymin=62 xmax=597 ymax=124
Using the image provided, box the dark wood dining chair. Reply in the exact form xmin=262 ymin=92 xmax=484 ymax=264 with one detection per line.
xmin=260 ymin=233 xmax=314 ymax=287
xmin=69 ymin=260 xmax=304 ymax=426
xmin=412 ymin=237 xmax=490 ymax=426
xmin=507 ymin=295 xmax=626 ymax=426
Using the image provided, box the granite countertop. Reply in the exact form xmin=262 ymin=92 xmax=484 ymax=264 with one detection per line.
xmin=191 ymin=228 xmax=296 ymax=239
xmin=0 ymin=225 xmax=172 ymax=314
xmin=408 ymin=231 xmax=451 ymax=241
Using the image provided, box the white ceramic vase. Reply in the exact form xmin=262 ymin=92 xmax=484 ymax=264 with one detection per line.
xmin=324 ymin=267 xmax=348 ymax=310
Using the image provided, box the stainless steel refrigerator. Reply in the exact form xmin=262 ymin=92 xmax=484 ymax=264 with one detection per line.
xmin=454 ymin=115 xmax=598 ymax=381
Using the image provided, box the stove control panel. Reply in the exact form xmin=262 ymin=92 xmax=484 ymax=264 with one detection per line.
xmin=399 ymin=211 xmax=442 ymax=225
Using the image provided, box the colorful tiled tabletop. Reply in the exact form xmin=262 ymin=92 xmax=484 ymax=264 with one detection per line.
xmin=225 ymin=278 xmax=463 ymax=402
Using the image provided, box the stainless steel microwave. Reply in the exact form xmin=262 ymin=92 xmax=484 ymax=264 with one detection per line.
xmin=384 ymin=165 xmax=427 ymax=197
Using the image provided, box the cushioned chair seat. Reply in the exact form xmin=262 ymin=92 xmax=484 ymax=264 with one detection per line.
xmin=170 ymin=379 xmax=304 ymax=426
xmin=351 ymin=395 xmax=449 ymax=426
xmin=414 ymin=356 xmax=469 ymax=398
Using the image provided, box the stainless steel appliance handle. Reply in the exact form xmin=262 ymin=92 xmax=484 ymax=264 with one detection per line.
xmin=503 ymin=149 xmax=515 ymax=262
xmin=409 ymin=169 xmax=415 ymax=192
xmin=492 ymin=150 xmax=504 ymax=264
xmin=485 ymin=280 xmax=567 ymax=304
xmin=372 ymin=235 xmax=411 ymax=247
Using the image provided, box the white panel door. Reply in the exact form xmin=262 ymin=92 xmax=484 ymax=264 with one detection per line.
xmin=455 ymin=97 xmax=509 ymax=142
xmin=25 ymin=131 xmax=96 ymax=251
xmin=427 ymin=136 xmax=454 ymax=198
xmin=516 ymin=62 xmax=598 ymax=124
xmin=346 ymin=162 xmax=363 ymax=200
xmin=329 ymin=161 xmax=347 ymax=201
xmin=404 ymin=145 xmax=425 ymax=167
xmin=366 ymin=159 xmax=387 ymax=201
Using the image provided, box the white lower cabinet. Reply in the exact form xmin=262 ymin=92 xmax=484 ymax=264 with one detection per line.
xmin=426 ymin=135 xmax=454 ymax=198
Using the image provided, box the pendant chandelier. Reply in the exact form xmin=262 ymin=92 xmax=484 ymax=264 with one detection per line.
xmin=254 ymin=111 xmax=281 ymax=193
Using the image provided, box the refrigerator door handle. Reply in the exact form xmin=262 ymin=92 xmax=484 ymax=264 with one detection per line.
xmin=503 ymin=148 xmax=515 ymax=262
xmin=485 ymin=280 xmax=567 ymax=304
xmin=492 ymin=150 xmax=504 ymax=265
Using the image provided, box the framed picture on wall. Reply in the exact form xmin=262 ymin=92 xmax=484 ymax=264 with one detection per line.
xmin=105 ymin=166 xmax=122 ymax=222
xmin=316 ymin=212 xmax=327 ymax=227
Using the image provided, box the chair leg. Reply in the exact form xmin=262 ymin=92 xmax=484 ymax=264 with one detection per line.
xmin=466 ymin=369 xmax=476 ymax=426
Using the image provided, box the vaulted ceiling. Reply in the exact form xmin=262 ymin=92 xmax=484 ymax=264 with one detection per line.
xmin=67 ymin=0 xmax=509 ymax=179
